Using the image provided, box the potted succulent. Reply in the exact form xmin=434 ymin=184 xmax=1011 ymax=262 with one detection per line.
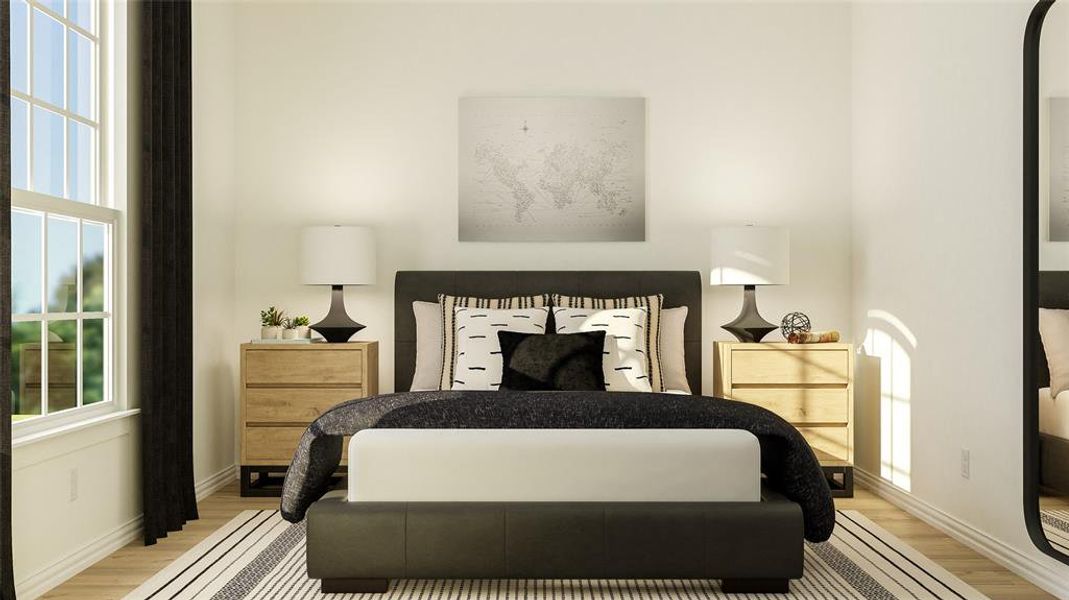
xmin=280 ymin=316 xmax=311 ymax=340
xmin=292 ymin=315 xmax=311 ymax=339
xmin=260 ymin=306 xmax=285 ymax=339
xmin=281 ymin=318 xmax=297 ymax=340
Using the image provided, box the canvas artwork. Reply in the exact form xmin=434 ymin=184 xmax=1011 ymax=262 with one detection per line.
xmin=459 ymin=97 xmax=646 ymax=242
xmin=1049 ymin=98 xmax=1069 ymax=241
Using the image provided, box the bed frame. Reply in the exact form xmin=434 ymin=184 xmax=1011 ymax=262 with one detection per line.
xmin=305 ymin=270 xmax=805 ymax=594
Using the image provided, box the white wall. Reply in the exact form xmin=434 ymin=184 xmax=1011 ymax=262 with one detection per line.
xmin=192 ymin=0 xmax=240 ymax=485
xmin=11 ymin=417 xmax=140 ymax=596
xmin=228 ymin=1 xmax=855 ymax=394
xmin=851 ymin=0 xmax=1069 ymax=590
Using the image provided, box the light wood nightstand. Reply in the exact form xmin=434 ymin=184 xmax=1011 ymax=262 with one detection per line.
xmin=713 ymin=341 xmax=855 ymax=497
xmin=240 ymin=341 xmax=379 ymax=496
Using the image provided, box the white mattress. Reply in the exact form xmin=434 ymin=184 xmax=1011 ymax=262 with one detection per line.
xmin=1040 ymin=387 xmax=1069 ymax=440
xmin=347 ymin=429 xmax=760 ymax=503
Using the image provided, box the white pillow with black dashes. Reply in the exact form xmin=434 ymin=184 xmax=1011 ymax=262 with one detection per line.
xmin=450 ymin=306 xmax=550 ymax=391
xmin=553 ymin=306 xmax=652 ymax=393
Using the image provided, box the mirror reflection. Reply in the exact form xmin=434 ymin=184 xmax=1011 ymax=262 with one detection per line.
xmin=1036 ymin=0 xmax=1069 ymax=557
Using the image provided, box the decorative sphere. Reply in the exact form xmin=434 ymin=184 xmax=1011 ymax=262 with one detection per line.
xmin=780 ymin=312 xmax=812 ymax=338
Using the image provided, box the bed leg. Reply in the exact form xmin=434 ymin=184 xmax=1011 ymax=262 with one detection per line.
xmin=721 ymin=578 xmax=790 ymax=593
xmin=321 ymin=578 xmax=390 ymax=593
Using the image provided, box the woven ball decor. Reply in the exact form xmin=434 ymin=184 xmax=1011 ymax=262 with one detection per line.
xmin=780 ymin=312 xmax=812 ymax=339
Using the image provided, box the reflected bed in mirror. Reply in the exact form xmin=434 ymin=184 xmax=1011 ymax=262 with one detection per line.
xmin=1036 ymin=273 xmax=1069 ymax=553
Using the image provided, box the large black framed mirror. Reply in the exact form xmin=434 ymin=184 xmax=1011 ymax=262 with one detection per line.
xmin=1024 ymin=0 xmax=1069 ymax=565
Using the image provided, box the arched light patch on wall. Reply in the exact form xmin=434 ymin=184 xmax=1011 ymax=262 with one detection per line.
xmin=863 ymin=309 xmax=917 ymax=492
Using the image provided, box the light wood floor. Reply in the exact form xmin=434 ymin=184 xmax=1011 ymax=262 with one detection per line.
xmin=40 ymin=482 xmax=1057 ymax=600
xmin=1040 ymin=493 xmax=1069 ymax=510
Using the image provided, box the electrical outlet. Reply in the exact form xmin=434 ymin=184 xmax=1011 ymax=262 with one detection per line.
xmin=69 ymin=468 xmax=78 ymax=502
xmin=960 ymin=448 xmax=971 ymax=480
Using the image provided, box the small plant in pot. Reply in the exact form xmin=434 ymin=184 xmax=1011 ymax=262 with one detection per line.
xmin=280 ymin=316 xmax=311 ymax=340
xmin=260 ymin=306 xmax=285 ymax=339
xmin=292 ymin=315 xmax=311 ymax=339
xmin=281 ymin=318 xmax=298 ymax=340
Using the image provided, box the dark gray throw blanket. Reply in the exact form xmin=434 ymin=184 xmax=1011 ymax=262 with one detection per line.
xmin=280 ymin=390 xmax=835 ymax=542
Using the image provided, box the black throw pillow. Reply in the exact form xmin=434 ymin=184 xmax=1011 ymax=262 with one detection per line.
xmin=497 ymin=330 xmax=607 ymax=391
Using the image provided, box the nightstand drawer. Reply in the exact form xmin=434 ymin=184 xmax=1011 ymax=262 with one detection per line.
xmin=245 ymin=426 xmax=350 ymax=464
xmin=245 ymin=388 xmax=364 ymax=424
xmin=727 ymin=388 xmax=848 ymax=424
xmin=245 ymin=349 xmax=364 ymax=386
xmin=730 ymin=349 xmax=849 ymax=384
xmin=797 ymin=426 xmax=849 ymax=461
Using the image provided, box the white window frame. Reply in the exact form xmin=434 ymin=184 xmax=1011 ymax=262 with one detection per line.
xmin=11 ymin=0 xmax=127 ymax=439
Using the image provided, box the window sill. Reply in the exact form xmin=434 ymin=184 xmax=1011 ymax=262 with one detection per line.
xmin=12 ymin=408 xmax=140 ymax=449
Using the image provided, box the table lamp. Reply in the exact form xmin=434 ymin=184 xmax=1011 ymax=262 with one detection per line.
xmin=301 ymin=225 xmax=376 ymax=343
xmin=709 ymin=225 xmax=790 ymax=342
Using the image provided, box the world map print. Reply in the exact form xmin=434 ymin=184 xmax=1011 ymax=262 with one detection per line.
xmin=459 ymin=97 xmax=645 ymax=242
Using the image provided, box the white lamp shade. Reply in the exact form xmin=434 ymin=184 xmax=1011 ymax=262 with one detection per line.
xmin=301 ymin=225 xmax=377 ymax=286
xmin=709 ymin=226 xmax=790 ymax=286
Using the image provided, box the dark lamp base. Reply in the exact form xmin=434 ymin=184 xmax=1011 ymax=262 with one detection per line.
xmin=722 ymin=285 xmax=777 ymax=343
xmin=311 ymin=285 xmax=366 ymax=343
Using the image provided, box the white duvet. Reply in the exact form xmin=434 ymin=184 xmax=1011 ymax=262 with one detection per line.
xmin=347 ymin=428 xmax=761 ymax=503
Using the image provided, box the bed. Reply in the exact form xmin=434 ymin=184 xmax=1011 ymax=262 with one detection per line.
xmin=292 ymin=271 xmax=826 ymax=594
xmin=1039 ymin=387 xmax=1069 ymax=493
xmin=1038 ymin=272 xmax=1069 ymax=494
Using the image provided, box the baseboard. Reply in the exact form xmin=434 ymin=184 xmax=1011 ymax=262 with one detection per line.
xmin=196 ymin=463 xmax=239 ymax=501
xmin=15 ymin=514 xmax=143 ymax=600
xmin=855 ymin=468 xmax=1069 ymax=599
xmin=16 ymin=464 xmax=238 ymax=600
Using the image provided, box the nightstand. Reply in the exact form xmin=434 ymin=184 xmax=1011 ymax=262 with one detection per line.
xmin=713 ymin=341 xmax=854 ymax=497
xmin=240 ymin=341 xmax=379 ymax=496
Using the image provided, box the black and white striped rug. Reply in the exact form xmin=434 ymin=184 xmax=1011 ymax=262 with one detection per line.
xmin=1042 ymin=509 xmax=1069 ymax=555
xmin=125 ymin=510 xmax=988 ymax=600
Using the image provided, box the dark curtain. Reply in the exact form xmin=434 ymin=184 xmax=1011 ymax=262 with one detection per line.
xmin=140 ymin=0 xmax=197 ymax=546
xmin=0 ymin=0 xmax=14 ymax=595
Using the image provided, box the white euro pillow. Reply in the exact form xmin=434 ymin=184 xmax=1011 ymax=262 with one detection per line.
xmin=659 ymin=306 xmax=690 ymax=394
xmin=410 ymin=301 xmax=443 ymax=391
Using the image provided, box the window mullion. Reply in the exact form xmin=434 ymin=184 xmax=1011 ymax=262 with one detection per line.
xmin=27 ymin=6 xmax=34 ymax=195
xmin=29 ymin=0 xmax=97 ymax=44
xmin=12 ymin=188 xmax=118 ymax=222
xmin=12 ymin=93 xmax=98 ymax=131
xmin=62 ymin=13 xmax=69 ymax=202
xmin=40 ymin=211 xmax=49 ymax=417
xmin=76 ymin=220 xmax=83 ymax=409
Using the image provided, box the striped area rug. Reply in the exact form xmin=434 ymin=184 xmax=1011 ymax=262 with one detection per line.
xmin=125 ymin=510 xmax=988 ymax=600
xmin=1042 ymin=509 xmax=1069 ymax=555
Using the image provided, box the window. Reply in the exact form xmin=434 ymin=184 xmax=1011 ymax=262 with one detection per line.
xmin=10 ymin=0 xmax=115 ymax=427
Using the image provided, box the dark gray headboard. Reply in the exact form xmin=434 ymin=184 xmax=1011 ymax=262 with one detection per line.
xmin=1038 ymin=271 xmax=1069 ymax=388
xmin=395 ymin=271 xmax=703 ymax=393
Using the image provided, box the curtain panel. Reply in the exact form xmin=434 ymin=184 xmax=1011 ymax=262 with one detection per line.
xmin=140 ymin=0 xmax=197 ymax=546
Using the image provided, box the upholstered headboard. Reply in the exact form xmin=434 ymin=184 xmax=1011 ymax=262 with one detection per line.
xmin=394 ymin=271 xmax=703 ymax=393
xmin=1038 ymin=271 xmax=1069 ymax=388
